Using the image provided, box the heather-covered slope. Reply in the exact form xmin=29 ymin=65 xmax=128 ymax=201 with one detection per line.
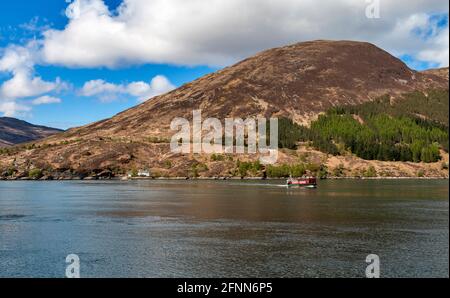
xmin=0 ymin=40 xmax=448 ymax=179
xmin=62 ymin=40 xmax=447 ymax=140
xmin=0 ymin=117 xmax=62 ymax=147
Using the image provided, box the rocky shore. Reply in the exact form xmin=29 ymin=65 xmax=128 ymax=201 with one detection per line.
xmin=1 ymin=173 xmax=448 ymax=181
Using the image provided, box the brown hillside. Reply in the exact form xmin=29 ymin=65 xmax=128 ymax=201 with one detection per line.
xmin=0 ymin=40 xmax=448 ymax=178
xmin=0 ymin=117 xmax=63 ymax=147
xmin=65 ymin=40 xmax=447 ymax=139
xmin=421 ymin=67 xmax=449 ymax=82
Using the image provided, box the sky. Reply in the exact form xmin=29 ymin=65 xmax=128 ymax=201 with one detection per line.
xmin=0 ymin=0 xmax=448 ymax=129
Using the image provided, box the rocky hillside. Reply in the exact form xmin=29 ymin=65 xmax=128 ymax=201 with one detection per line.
xmin=64 ymin=40 xmax=447 ymax=139
xmin=0 ymin=40 xmax=448 ymax=179
xmin=0 ymin=117 xmax=62 ymax=147
xmin=421 ymin=67 xmax=449 ymax=82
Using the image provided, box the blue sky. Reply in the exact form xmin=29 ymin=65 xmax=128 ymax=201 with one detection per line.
xmin=0 ymin=0 xmax=448 ymax=129
xmin=0 ymin=0 xmax=217 ymax=128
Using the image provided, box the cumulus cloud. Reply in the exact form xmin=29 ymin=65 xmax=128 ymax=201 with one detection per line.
xmin=80 ymin=75 xmax=175 ymax=102
xmin=0 ymin=43 xmax=36 ymax=73
xmin=416 ymin=20 xmax=449 ymax=67
xmin=80 ymin=79 xmax=122 ymax=98
xmin=39 ymin=0 xmax=449 ymax=68
xmin=32 ymin=95 xmax=62 ymax=105
xmin=1 ymin=0 xmax=449 ymax=117
xmin=0 ymin=101 xmax=32 ymax=117
xmin=128 ymin=75 xmax=176 ymax=102
xmin=0 ymin=42 xmax=67 ymax=116
xmin=0 ymin=72 xmax=62 ymax=99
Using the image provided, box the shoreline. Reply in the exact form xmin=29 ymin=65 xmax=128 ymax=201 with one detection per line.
xmin=1 ymin=176 xmax=448 ymax=181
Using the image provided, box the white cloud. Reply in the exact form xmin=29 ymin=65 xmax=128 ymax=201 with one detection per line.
xmin=39 ymin=0 xmax=449 ymax=68
xmin=0 ymin=101 xmax=32 ymax=117
xmin=0 ymin=71 xmax=61 ymax=99
xmin=80 ymin=79 xmax=123 ymax=97
xmin=128 ymin=75 xmax=176 ymax=102
xmin=381 ymin=12 xmax=449 ymax=67
xmin=32 ymin=95 xmax=62 ymax=105
xmin=1 ymin=0 xmax=449 ymax=117
xmin=80 ymin=75 xmax=175 ymax=102
xmin=0 ymin=44 xmax=36 ymax=73
xmin=0 ymin=42 xmax=67 ymax=117
xmin=19 ymin=16 xmax=52 ymax=35
xmin=417 ymin=24 xmax=449 ymax=67
xmin=0 ymin=42 xmax=67 ymax=100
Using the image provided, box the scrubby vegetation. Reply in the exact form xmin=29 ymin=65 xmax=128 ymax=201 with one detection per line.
xmin=266 ymin=164 xmax=305 ymax=178
xmin=0 ymin=138 xmax=85 ymax=156
xmin=363 ymin=166 xmax=377 ymax=178
xmin=146 ymin=136 xmax=170 ymax=143
xmin=236 ymin=160 xmax=263 ymax=177
xmin=210 ymin=154 xmax=226 ymax=161
xmin=188 ymin=162 xmax=209 ymax=178
xmin=265 ymin=162 xmax=328 ymax=178
xmin=332 ymin=164 xmax=345 ymax=177
xmin=28 ymin=168 xmax=43 ymax=179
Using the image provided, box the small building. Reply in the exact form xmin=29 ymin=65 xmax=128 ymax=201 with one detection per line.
xmin=138 ymin=170 xmax=151 ymax=177
xmin=127 ymin=169 xmax=151 ymax=178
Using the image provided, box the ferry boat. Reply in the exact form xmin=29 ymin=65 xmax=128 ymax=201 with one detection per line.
xmin=286 ymin=176 xmax=317 ymax=188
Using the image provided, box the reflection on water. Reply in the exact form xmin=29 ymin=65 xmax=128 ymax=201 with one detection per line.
xmin=0 ymin=179 xmax=448 ymax=277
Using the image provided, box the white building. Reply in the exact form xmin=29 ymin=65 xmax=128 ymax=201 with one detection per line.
xmin=127 ymin=169 xmax=151 ymax=178
xmin=138 ymin=170 xmax=151 ymax=177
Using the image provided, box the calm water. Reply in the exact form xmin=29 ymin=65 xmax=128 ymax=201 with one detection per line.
xmin=0 ymin=179 xmax=448 ymax=278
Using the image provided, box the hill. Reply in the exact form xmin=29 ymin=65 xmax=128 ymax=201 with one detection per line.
xmin=62 ymin=40 xmax=447 ymax=139
xmin=0 ymin=117 xmax=63 ymax=147
xmin=0 ymin=40 xmax=448 ymax=179
xmin=421 ymin=67 xmax=449 ymax=82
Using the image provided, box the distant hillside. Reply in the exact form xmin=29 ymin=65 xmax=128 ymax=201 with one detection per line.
xmin=421 ymin=67 xmax=449 ymax=82
xmin=0 ymin=117 xmax=63 ymax=147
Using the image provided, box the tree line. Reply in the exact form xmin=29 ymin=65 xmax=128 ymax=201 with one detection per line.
xmin=276 ymin=90 xmax=449 ymax=163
